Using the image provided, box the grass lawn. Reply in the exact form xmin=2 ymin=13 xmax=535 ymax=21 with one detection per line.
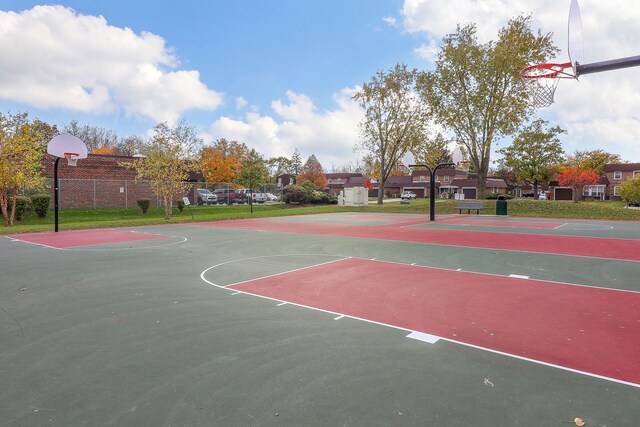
xmin=2 ymin=199 xmax=639 ymax=234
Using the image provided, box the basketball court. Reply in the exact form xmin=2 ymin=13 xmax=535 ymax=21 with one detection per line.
xmin=2 ymin=212 xmax=639 ymax=426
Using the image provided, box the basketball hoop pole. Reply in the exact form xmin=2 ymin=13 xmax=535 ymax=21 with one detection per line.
xmin=53 ymin=157 xmax=61 ymax=232
xmin=576 ymin=54 xmax=640 ymax=76
xmin=409 ymin=162 xmax=455 ymax=221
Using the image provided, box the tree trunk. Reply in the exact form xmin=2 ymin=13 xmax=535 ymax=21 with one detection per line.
xmin=0 ymin=189 xmax=9 ymax=226
xmin=533 ymin=181 xmax=539 ymax=200
xmin=8 ymin=187 xmax=17 ymax=226
xmin=377 ymin=180 xmax=384 ymax=204
xmin=164 ymin=195 xmax=172 ymax=219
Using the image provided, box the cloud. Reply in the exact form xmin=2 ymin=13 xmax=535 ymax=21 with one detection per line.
xmin=235 ymin=97 xmax=248 ymax=109
xmin=382 ymin=16 xmax=397 ymax=27
xmin=0 ymin=5 xmax=222 ymax=123
xmin=204 ymin=88 xmax=364 ymax=168
xmin=400 ymin=0 xmax=640 ymax=160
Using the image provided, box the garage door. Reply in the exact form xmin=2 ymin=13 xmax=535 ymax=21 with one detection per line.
xmin=462 ymin=188 xmax=477 ymax=199
xmin=554 ymin=188 xmax=573 ymax=201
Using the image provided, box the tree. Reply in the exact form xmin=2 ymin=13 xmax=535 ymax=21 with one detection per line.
xmin=266 ymin=156 xmax=292 ymax=181
xmin=498 ymin=119 xmax=565 ymax=199
xmin=63 ymin=120 xmax=120 ymax=153
xmin=0 ymin=112 xmax=56 ymax=226
xmin=199 ymin=138 xmax=248 ymax=183
xmin=418 ymin=15 xmax=558 ymax=198
xmin=290 ymin=148 xmax=303 ymax=181
xmin=123 ymin=121 xmax=201 ymax=219
xmin=566 ymin=149 xmax=623 ymax=175
xmin=296 ymin=154 xmax=328 ymax=190
xmin=353 ymin=63 xmax=430 ymax=204
xmin=410 ymin=132 xmax=453 ymax=169
xmin=556 ymin=166 xmax=600 ymax=202
xmin=237 ymin=149 xmax=269 ymax=190
xmin=618 ymin=176 xmax=640 ymax=206
xmin=91 ymin=146 xmax=117 ymax=155
xmin=116 ymin=135 xmax=146 ymax=156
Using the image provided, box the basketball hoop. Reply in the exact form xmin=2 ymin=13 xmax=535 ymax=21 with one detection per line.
xmin=457 ymin=160 xmax=470 ymax=172
xmin=64 ymin=152 xmax=79 ymax=166
xmin=520 ymin=62 xmax=576 ymax=108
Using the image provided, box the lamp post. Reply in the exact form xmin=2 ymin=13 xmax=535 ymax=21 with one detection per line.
xmin=409 ymin=162 xmax=454 ymax=221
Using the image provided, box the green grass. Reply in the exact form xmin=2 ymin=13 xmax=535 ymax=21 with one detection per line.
xmin=2 ymin=199 xmax=639 ymax=234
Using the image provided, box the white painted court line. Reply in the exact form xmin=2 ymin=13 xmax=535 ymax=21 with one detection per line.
xmin=334 ymin=315 xmax=345 ymax=320
xmin=277 ymin=302 xmax=288 ymax=306
xmin=509 ymin=274 xmax=530 ymax=279
xmin=231 ymin=292 xmax=242 ymax=296
xmin=406 ymin=331 xmax=440 ymax=344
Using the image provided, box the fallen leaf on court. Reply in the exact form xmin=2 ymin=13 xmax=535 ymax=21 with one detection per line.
xmin=483 ymin=378 xmax=494 ymax=387
xmin=574 ymin=418 xmax=585 ymax=426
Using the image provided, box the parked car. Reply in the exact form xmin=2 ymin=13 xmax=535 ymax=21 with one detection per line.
xmin=400 ymin=191 xmax=417 ymax=200
xmin=197 ymin=188 xmax=217 ymax=205
xmin=212 ymin=188 xmax=248 ymax=204
xmin=236 ymin=189 xmax=268 ymax=203
xmin=265 ymin=193 xmax=279 ymax=202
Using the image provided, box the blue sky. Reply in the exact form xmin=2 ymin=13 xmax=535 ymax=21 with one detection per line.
xmin=1 ymin=1 xmax=639 ymax=168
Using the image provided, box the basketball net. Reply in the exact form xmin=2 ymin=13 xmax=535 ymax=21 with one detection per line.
xmin=520 ymin=62 xmax=576 ymax=108
xmin=64 ymin=152 xmax=79 ymax=166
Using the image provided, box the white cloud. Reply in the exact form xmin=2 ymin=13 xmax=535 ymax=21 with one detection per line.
xmin=400 ymin=0 xmax=640 ymax=160
xmin=204 ymin=88 xmax=364 ymax=168
xmin=235 ymin=96 xmax=248 ymax=109
xmin=0 ymin=5 xmax=222 ymax=123
xmin=382 ymin=16 xmax=397 ymax=27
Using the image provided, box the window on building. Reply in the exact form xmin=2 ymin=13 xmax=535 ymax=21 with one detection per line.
xmin=583 ymin=185 xmax=605 ymax=197
xmin=614 ymin=186 xmax=620 ymax=196
xmin=443 ymin=176 xmax=450 ymax=183
xmin=633 ymin=171 xmax=640 ymax=178
xmin=419 ymin=175 xmax=425 ymax=182
xmin=614 ymin=171 xmax=622 ymax=180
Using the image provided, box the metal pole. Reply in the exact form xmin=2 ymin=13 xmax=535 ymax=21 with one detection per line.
xmin=409 ymin=162 xmax=455 ymax=221
xmin=576 ymin=55 xmax=640 ymax=76
xmin=54 ymin=157 xmax=60 ymax=232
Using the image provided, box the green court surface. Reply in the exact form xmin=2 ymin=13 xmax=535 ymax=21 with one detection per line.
xmin=1 ymin=213 xmax=639 ymax=426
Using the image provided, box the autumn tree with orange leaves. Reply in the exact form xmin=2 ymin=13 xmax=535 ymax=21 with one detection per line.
xmin=296 ymin=154 xmax=328 ymax=190
xmin=556 ymin=166 xmax=600 ymax=202
xmin=200 ymin=139 xmax=249 ymax=183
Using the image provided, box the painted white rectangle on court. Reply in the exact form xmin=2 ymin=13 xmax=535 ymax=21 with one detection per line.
xmin=406 ymin=331 xmax=440 ymax=344
xmin=509 ymin=274 xmax=530 ymax=279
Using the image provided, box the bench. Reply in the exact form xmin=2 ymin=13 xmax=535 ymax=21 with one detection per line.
xmin=455 ymin=201 xmax=484 ymax=214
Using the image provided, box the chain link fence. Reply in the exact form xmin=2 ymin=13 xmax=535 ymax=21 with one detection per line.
xmin=19 ymin=179 xmax=284 ymax=210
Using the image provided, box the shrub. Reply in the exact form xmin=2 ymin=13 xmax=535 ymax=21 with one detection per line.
xmin=485 ymin=193 xmax=513 ymax=200
xmin=15 ymin=196 xmax=31 ymax=221
xmin=283 ymin=185 xmax=308 ymax=204
xmin=176 ymin=200 xmax=185 ymax=213
xmin=31 ymin=194 xmax=51 ymax=218
xmin=301 ymin=180 xmax=316 ymax=191
xmin=137 ymin=199 xmax=151 ymax=214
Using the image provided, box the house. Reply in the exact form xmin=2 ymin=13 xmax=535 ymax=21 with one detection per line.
xmin=325 ymin=173 xmax=364 ymax=196
xmin=368 ymin=170 xmax=507 ymax=199
xmin=603 ymin=163 xmax=640 ymax=200
xmin=276 ymin=174 xmax=295 ymax=187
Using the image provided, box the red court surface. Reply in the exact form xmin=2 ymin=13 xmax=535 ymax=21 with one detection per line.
xmin=198 ymin=218 xmax=640 ymax=261
xmin=7 ymin=229 xmax=168 ymax=248
xmin=230 ymin=258 xmax=640 ymax=386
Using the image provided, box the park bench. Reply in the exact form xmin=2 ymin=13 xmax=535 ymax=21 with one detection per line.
xmin=455 ymin=201 xmax=484 ymax=214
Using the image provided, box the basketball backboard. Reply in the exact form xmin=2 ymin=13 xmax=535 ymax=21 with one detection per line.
xmin=568 ymin=0 xmax=584 ymax=76
xmin=47 ymin=134 xmax=88 ymax=159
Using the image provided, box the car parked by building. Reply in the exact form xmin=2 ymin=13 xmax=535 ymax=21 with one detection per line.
xmin=400 ymin=191 xmax=417 ymax=200
xmin=197 ymin=188 xmax=217 ymax=205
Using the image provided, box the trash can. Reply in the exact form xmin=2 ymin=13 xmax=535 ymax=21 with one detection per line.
xmin=496 ymin=195 xmax=508 ymax=215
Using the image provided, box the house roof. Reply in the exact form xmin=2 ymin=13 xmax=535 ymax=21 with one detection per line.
xmin=603 ymin=163 xmax=640 ymax=172
xmin=325 ymin=173 xmax=363 ymax=179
